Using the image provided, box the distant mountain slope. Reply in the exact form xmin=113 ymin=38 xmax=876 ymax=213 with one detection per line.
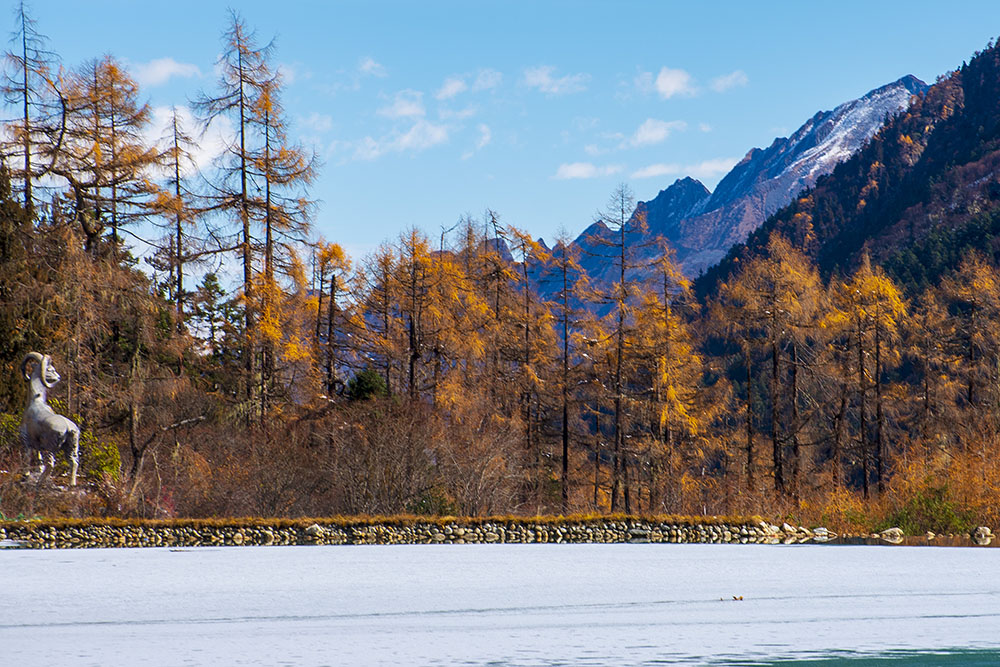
xmin=539 ymin=75 xmax=927 ymax=304
xmin=696 ymin=40 xmax=1000 ymax=297
xmin=675 ymin=75 xmax=928 ymax=275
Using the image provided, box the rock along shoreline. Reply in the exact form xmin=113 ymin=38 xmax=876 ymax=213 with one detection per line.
xmin=0 ymin=518 xmax=991 ymax=549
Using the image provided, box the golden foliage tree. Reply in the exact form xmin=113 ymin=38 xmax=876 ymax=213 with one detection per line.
xmin=830 ymin=254 xmax=906 ymax=497
xmin=718 ymin=235 xmax=822 ymax=496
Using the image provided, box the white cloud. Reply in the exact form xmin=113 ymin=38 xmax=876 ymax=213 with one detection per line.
xmin=354 ymin=136 xmax=383 ymax=161
xmin=630 ymin=163 xmax=681 ymax=179
xmin=377 ymin=90 xmax=425 ymax=118
xmin=686 ymin=157 xmax=740 ymax=179
xmin=133 ymin=57 xmax=200 ymax=87
xmin=359 ymin=56 xmax=387 ymax=78
xmin=628 ymin=119 xmax=686 ymax=147
xmin=554 ymin=162 xmax=622 ymax=180
xmin=397 ymin=119 xmax=448 ymax=151
xmin=524 ymin=65 xmax=589 ymax=95
xmin=699 ymin=123 xmax=712 ymax=133
xmin=439 ymin=106 xmax=476 ymax=120
xmin=436 ymin=69 xmax=502 ymax=101
xmin=436 ymin=76 xmax=468 ymax=100
xmin=654 ymin=67 xmax=697 ymax=98
xmin=472 ymin=69 xmax=502 ymax=91
xmin=302 ymin=112 xmax=333 ymax=133
xmin=634 ymin=70 xmax=655 ymax=94
xmin=462 ymin=124 xmax=493 ymax=160
xmin=353 ymin=119 xmax=449 ymax=160
xmin=277 ymin=63 xmax=297 ymax=85
xmin=146 ymin=106 xmax=232 ymax=176
xmin=630 ymin=157 xmax=739 ymax=180
xmin=711 ymin=70 xmax=749 ymax=93
xmin=475 ymin=124 xmax=492 ymax=149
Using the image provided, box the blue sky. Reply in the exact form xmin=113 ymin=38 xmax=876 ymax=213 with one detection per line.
xmin=10 ymin=1 xmax=1000 ymax=259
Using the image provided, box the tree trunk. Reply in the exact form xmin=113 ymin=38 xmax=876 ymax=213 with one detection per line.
xmin=745 ymin=347 xmax=754 ymax=489
xmin=612 ymin=217 xmax=627 ymax=513
xmin=833 ymin=379 xmax=847 ymax=489
xmin=857 ymin=314 xmax=869 ymax=499
xmin=771 ymin=339 xmax=784 ymax=494
xmin=237 ymin=40 xmax=256 ymax=416
xmin=790 ymin=342 xmax=801 ymax=499
xmin=315 ymin=269 xmax=324 ymax=347
xmin=593 ymin=413 xmax=601 ymax=510
xmin=561 ymin=265 xmax=570 ymax=512
xmin=173 ymin=115 xmax=185 ymax=325
xmin=20 ymin=11 xmax=32 ymax=216
xmin=408 ymin=315 xmax=418 ymax=400
xmin=326 ymin=275 xmax=337 ymax=394
xmin=874 ymin=315 xmax=885 ymax=495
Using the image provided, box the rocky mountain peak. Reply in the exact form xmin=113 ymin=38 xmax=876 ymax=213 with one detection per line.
xmin=645 ymin=74 xmax=929 ymax=275
xmin=533 ymin=75 xmax=929 ymax=304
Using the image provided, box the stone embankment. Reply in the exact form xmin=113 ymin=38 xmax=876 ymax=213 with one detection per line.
xmin=0 ymin=518 xmax=827 ymax=549
xmin=2 ymin=519 xmax=992 ymax=549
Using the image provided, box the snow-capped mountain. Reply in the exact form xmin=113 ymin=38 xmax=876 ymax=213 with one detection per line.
xmin=674 ymin=74 xmax=928 ymax=274
xmin=554 ymin=75 xmax=928 ymax=289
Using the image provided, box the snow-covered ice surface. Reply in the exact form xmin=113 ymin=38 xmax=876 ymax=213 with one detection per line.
xmin=2 ymin=543 xmax=999 ymax=666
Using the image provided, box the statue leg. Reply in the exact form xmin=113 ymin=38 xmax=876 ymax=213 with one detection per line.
xmin=20 ymin=447 xmax=33 ymax=479
xmin=65 ymin=431 xmax=80 ymax=486
xmin=38 ymin=451 xmax=55 ymax=484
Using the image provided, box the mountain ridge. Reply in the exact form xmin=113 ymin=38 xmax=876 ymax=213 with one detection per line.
xmin=538 ymin=74 xmax=928 ymax=298
xmin=696 ymin=41 xmax=1000 ymax=297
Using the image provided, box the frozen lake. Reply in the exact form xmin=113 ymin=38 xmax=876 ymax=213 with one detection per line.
xmin=2 ymin=543 xmax=999 ymax=665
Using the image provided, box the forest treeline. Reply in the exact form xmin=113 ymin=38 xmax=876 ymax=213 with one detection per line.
xmin=1 ymin=7 xmax=998 ymax=532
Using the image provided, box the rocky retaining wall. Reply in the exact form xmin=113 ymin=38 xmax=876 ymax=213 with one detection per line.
xmin=0 ymin=518 xmax=829 ymax=549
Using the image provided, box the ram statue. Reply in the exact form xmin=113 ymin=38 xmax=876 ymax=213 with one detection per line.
xmin=19 ymin=352 xmax=80 ymax=486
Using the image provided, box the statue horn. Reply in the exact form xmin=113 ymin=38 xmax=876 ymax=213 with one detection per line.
xmin=41 ymin=355 xmax=58 ymax=388
xmin=20 ymin=352 xmax=44 ymax=382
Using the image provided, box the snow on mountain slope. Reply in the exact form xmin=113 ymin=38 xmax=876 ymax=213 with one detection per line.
xmin=675 ymin=75 xmax=928 ymax=276
xmin=543 ymin=75 xmax=929 ymax=298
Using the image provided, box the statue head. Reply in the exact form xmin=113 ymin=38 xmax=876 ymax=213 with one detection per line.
xmin=21 ymin=352 xmax=60 ymax=388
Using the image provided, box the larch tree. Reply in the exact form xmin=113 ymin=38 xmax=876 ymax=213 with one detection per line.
xmin=543 ymin=230 xmax=589 ymax=511
xmin=145 ymin=107 xmax=201 ymax=326
xmin=831 ymin=254 xmax=906 ymax=497
xmin=508 ymin=226 xmax=555 ymax=493
xmin=193 ymin=11 xmax=275 ymax=412
xmin=634 ymin=243 xmax=703 ymax=510
xmin=50 ymin=56 xmax=159 ymax=257
xmin=2 ymin=1 xmax=61 ymax=216
xmin=247 ymin=70 xmax=316 ymax=411
xmin=709 ymin=286 xmax=760 ymax=492
xmin=472 ymin=212 xmax=520 ymax=416
xmin=717 ymin=235 xmax=821 ymax=496
xmin=357 ymin=242 xmax=405 ymax=396
xmin=587 ymin=184 xmax=648 ymax=512
xmin=938 ymin=252 xmax=1000 ymax=454
xmin=313 ymin=240 xmax=352 ymax=396
xmin=901 ymin=290 xmax=957 ymax=460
